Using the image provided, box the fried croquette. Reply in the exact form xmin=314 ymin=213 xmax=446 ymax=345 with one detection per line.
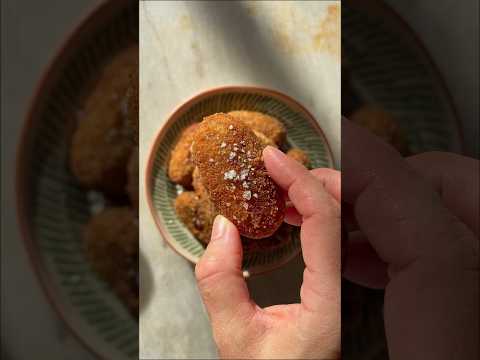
xmin=167 ymin=123 xmax=199 ymax=187
xmin=70 ymin=47 xmax=137 ymax=196
xmin=242 ymin=223 xmax=293 ymax=253
xmin=125 ymin=65 xmax=139 ymax=144
xmin=192 ymin=166 xmax=208 ymax=197
xmin=228 ymin=110 xmax=286 ymax=145
xmin=287 ymin=148 xmax=311 ymax=168
xmin=350 ymin=106 xmax=409 ymax=155
xmin=174 ymin=191 xmax=216 ymax=244
xmin=84 ymin=207 xmax=138 ymax=315
xmin=126 ymin=148 xmax=138 ymax=210
xmin=192 ymin=113 xmax=285 ymax=239
xmin=253 ymin=130 xmax=277 ymax=148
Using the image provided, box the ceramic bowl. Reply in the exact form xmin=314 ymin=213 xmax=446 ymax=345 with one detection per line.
xmin=16 ymin=1 xmax=138 ymax=359
xmin=145 ymin=86 xmax=334 ymax=276
xmin=342 ymin=0 xmax=462 ymax=154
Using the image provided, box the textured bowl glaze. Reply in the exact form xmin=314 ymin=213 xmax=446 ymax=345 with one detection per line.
xmin=16 ymin=1 xmax=138 ymax=359
xmin=145 ymin=86 xmax=334 ymax=276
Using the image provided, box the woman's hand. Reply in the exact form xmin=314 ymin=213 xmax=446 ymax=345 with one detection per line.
xmin=195 ymin=146 xmax=341 ymax=359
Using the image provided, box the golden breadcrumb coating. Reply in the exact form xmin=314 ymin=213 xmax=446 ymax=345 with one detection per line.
xmin=228 ymin=110 xmax=286 ymax=145
xmin=174 ymin=191 xmax=216 ymax=244
xmin=167 ymin=123 xmax=199 ymax=187
xmin=253 ymin=130 xmax=277 ymax=148
xmin=287 ymin=148 xmax=311 ymax=168
xmin=84 ymin=207 xmax=138 ymax=315
xmin=70 ymin=46 xmax=137 ymax=196
xmin=192 ymin=113 xmax=285 ymax=239
xmin=126 ymin=147 xmax=138 ymax=210
xmin=350 ymin=106 xmax=409 ymax=155
xmin=192 ymin=166 xmax=208 ymax=196
xmin=125 ymin=63 xmax=138 ymax=144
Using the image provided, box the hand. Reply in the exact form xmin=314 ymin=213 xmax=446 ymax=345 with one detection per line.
xmin=342 ymin=118 xmax=479 ymax=360
xmin=195 ymin=146 xmax=341 ymax=359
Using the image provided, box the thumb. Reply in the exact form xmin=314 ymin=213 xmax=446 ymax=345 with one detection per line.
xmin=195 ymin=215 xmax=256 ymax=328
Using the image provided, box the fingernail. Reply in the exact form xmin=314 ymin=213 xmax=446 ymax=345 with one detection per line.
xmin=263 ymin=145 xmax=285 ymax=161
xmin=211 ymin=215 xmax=229 ymax=242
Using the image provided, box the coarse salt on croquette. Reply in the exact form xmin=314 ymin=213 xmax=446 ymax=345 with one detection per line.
xmin=228 ymin=110 xmax=286 ymax=145
xmin=167 ymin=123 xmax=199 ymax=187
xmin=192 ymin=113 xmax=285 ymax=239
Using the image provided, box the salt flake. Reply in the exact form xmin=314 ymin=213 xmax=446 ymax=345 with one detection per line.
xmin=240 ymin=169 xmax=249 ymax=180
xmin=224 ymin=169 xmax=237 ymax=180
xmin=243 ymin=190 xmax=252 ymax=200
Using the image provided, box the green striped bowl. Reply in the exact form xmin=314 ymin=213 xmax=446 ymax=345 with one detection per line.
xmin=342 ymin=1 xmax=462 ymax=154
xmin=16 ymin=1 xmax=138 ymax=359
xmin=146 ymin=87 xmax=334 ymax=275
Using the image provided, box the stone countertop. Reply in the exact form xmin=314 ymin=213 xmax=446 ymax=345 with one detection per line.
xmin=139 ymin=1 xmax=340 ymax=358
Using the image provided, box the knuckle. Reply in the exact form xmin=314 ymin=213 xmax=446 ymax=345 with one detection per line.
xmin=195 ymin=264 xmax=231 ymax=298
xmin=195 ymin=259 xmax=218 ymax=286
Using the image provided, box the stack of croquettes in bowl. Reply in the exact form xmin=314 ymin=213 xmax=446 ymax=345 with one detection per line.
xmin=146 ymin=87 xmax=334 ymax=276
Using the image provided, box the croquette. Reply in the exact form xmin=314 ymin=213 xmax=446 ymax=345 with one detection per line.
xmin=174 ymin=191 xmax=216 ymax=244
xmin=242 ymin=223 xmax=293 ymax=253
xmin=192 ymin=113 xmax=285 ymax=239
xmin=228 ymin=110 xmax=286 ymax=145
xmin=70 ymin=46 xmax=137 ymax=196
xmin=126 ymin=147 xmax=139 ymax=210
xmin=84 ymin=207 xmax=138 ymax=315
xmin=350 ymin=106 xmax=409 ymax=155
xmin=125 ymin=65 xmax=139 ymax=144
xmin=192 ymin=166 xmax=208 ymax=197
xmin=167 ymin=123 xmax=199 ymax=187
xmin=287 ymin=148 xmax=311 ymax=168
xmin=253 ymin=130 xmax=277 ymax=148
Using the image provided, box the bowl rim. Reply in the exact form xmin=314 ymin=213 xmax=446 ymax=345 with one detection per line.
xmin=15 ymin=1 xmax=134 ymax=359
xmin=144 ymin=85 xmax=335 ymax=275
xmin=344 ymin=0 xmax=464 ymax=153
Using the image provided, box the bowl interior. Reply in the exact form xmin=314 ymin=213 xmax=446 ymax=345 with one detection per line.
xmin=342 ymin=2 xmax=461 ymax=154
xmin=148 ymin=89 xmax=333 ymax=275
xmin=18 ymin=1 xmax=138 ymax=359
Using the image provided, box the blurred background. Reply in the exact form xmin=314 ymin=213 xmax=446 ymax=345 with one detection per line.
xmin=1 ymin=0 xmax=478 ymax=359
xmin=2 ymin=3 xmax=100 ymax=359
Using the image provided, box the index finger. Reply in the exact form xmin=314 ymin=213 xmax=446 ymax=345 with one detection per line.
xmin=407 ymin=152 xmax=479 ymax=236
xmin=263 ymin=146 xmax=340 ymax=312
xmin=342 ymin=118 xmax=476 ymax=269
